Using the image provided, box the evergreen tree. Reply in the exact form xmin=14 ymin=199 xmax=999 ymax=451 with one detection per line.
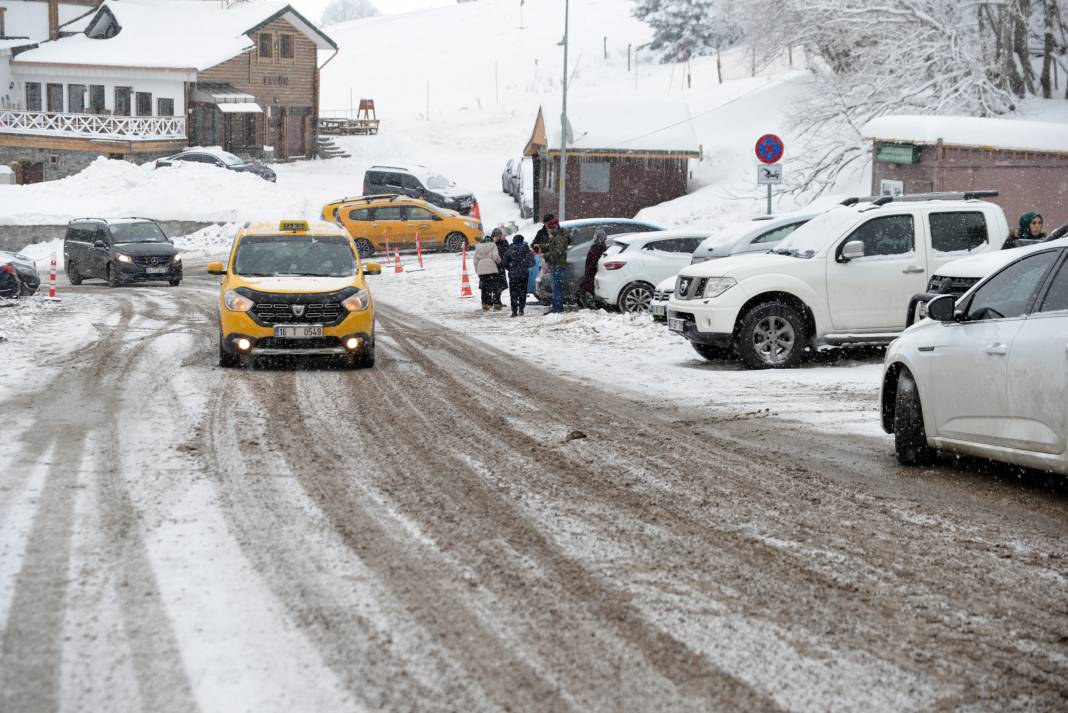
xmin=631 ymin=0 xmax=741 ymax=62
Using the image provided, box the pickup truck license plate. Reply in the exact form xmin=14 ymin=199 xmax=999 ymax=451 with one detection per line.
xmin=274 ymin=325 xmax=323 ymax=339
xmin=145 ymin=266 xmax=169 ymax=274
xmin=668 ymin=317 xmax=688 ymax=333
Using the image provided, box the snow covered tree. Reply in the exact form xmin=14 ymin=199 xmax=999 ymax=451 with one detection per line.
xmin=320 ymin=0 xmax=380 ymax=26
xmin=631 ymin=0 xmax=741 ymax=62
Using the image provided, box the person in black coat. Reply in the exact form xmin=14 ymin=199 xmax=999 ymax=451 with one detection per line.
xmin=578 ymin=228 xmax=608 ymax=307
xmin=502 ymin=234 xmax=535 ymax=316
xmin=491 ymin=228 xmax=508 ymax=306
xmin=531 ymin=213 xmax=556 ymax=254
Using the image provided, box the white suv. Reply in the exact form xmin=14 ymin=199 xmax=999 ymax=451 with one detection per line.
xmin=667 ymin=195 xmax=1007 ymax=367
xmin=883 ymin=239 xmax=1068 ymax=474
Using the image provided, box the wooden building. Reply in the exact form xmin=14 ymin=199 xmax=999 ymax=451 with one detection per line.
xmin=523 ymin=98 xmax=701 ymax=220
xmin=0 ymin=0 xmax=337 ymax=182
xmin=863 ymin=115 xmax=1068 ymax=230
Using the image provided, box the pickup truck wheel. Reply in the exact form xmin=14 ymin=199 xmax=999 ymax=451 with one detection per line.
xmin=354 ymin=239 xmax=374 ymax=258
xmin=445 ymin=232 xmax=467 ymax=252
xmin=894 ymin=369 xmax=935 ymax=466
xmin=736 ymin=301 xmax=807 ymax=369
xmin=691 ymin=342 xmax=732 ymax=361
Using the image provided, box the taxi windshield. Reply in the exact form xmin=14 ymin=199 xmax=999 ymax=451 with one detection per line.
xmin=234 ymin=235 xmax=357 ymax=277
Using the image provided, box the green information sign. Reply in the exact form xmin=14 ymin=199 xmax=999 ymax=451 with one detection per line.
xmin=875 ymin=143 xmax=920 ymax=164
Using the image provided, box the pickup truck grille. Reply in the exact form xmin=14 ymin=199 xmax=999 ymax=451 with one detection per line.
xmin=674 ymin=276 xmax=707 ymax=300
xmin=927 ymin=275 xmax=980 ymax=295
xmin=653 ymin=287 xmax=674 ymax=302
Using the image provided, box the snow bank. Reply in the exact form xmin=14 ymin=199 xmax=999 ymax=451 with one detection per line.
xmin=862 ymin=115 xmax=1068 ymax=154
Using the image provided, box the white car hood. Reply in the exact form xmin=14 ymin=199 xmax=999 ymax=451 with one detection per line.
xmin=679 ymin=251 xmax=802 ymax=279
xmin=432 ymin=185 xmax=473 ymax=198
xmin=935 ymin=237 xmax=1068 ymax=278
xmin=242 ymin=276 xmax=356 ymax=293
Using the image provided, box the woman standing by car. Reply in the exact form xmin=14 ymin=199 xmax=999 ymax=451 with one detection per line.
xmin=578 ymin=228 xmax=608 ymax=308
xmin=474 ymin=235 xmax=502 ymax=311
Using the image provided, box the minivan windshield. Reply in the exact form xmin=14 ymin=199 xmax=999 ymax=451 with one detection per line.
xmin=427 ymin=174 xmax=453 ymax=189
xmin=111 ymin=222 xmax=167 ymax=244
xmin=772 ymin=209 xmax=862 ymax=257
xmin=234 ymin=235 xmax=357 ymax=278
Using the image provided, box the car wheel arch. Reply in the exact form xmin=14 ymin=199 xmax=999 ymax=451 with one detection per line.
xmin=882 ymin=362 xmax=905 ymax=433
xmin=733 ymin=291 xmax=816 ymax=344
xmin=617 ymin=280 xmax=656 ymax=312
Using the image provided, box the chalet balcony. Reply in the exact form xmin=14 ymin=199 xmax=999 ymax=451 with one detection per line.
xmin=0 ymin=109 xmax=186 ymax=141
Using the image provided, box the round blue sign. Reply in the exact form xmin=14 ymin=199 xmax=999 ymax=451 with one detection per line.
xmin=755 ymin=134 xmax=784 ymax=164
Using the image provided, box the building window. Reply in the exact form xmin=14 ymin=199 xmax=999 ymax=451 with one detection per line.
xmin=135 ymin=92 xmax=152 ymax=117
xmin=259 ymin=32 xmax=272 ymax=58
xmin=68 ymin=84 xmax=86 ymax=114
xmin=280 ymin=34 xmax=293 ymax=58
xmin=114 ymin=86 xmax=131 ymax=116
xmin=46 ymin=83 xmax=63 ymax=112
xmin=25 ymin=82 xmax=41 ymax=111
xmin=157 ymin=98 xmax=174 ymax=117
xmin=579 ymin=161 xmax=610 ymax=193
xmin=89 ymin=85 xmax=105 ymax=113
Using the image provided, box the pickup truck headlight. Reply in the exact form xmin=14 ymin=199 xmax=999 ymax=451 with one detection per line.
xmin=703 ymin=277 xmax=737 ymax=298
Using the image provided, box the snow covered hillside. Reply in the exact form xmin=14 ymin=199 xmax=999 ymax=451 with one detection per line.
xmin=0 ymin=0 xmax=829 ymax=233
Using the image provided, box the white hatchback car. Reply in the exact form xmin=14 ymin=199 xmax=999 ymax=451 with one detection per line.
xmin=882 ymin=238 xmax=1068 ymax=474
xmin=594 ymin=231 xmax=707 ymax=312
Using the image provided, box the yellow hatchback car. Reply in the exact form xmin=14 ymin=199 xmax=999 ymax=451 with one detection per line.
xmin=322 ymin=194 xmax=482 ymax=257
xmin=208 ymin=220 xmax=381 ymax=368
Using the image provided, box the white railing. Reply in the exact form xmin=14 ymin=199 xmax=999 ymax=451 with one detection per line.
xmin=0 ymin=110 xmax=186 ymax=141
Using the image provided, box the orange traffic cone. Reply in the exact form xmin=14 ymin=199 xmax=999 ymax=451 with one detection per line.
xmin=393 ymin=248 xmax=404 ymax=273
xmin=460 ymin=242 xmax=473 ymax=298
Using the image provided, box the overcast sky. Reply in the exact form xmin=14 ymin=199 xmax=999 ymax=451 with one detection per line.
xmin=288 ymin=0 xmax=458 ymax=25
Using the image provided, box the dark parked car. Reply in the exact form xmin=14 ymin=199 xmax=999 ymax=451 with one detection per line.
xmin=501 ymin=157 xmax=522 ymax=200
xmin=64 ymin=218 xmax=182 ymax=287
xmin=0 ymin=251 xmax=40 ymax=298
xmin=363 ymin=165 xmax=476 ymax=215
xmin=534 ymin=218 xmax=665 ymax=305
xmin=156 ymin=148 xmax=276 ymax=182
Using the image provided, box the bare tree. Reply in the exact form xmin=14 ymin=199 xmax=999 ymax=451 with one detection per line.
xmin=320 ymin=0 xmax=380 ymax=27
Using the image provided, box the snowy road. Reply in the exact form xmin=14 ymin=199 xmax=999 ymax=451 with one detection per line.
xmin=2 ymin=270 xmax=1067 ymax=712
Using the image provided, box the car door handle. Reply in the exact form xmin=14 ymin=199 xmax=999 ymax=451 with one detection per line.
xmin=419 ymin=224 xmax=430 ymax=229
xmin=985 ymin=343 xmax=1008 ymax=355
xmin=902 ymin=266 xmax=925 ymax=274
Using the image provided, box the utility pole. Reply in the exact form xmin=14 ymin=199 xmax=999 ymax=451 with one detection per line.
xmin=558 ymin=0 xmax=570 ymax=221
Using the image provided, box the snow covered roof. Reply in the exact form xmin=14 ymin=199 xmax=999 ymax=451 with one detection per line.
xmin=526 ymin=97 xmax=701 ymax=156
xmin=0 ymin=1 xmax=89 ymax=43
xmin=13 ymin=0 xmax=336 ymax=72
xmin=862 ymin=115 xmax=1068 ymax=155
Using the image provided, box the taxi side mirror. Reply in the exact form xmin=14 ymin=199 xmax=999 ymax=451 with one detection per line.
xmin=207 ymin=261 xmax=226 ymax=275
xmin=364 ymin=263 xmax=382 ymax=275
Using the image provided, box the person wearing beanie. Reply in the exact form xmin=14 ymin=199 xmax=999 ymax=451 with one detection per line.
xmin=502 ymin=234 xmax=535 ymax=316
xmin=473 ymin=234 xmax=502 ymax=311
xmin=531 ymin=213 xmax=555 ymax=254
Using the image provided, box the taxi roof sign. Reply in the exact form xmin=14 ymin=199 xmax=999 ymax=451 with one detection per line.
xmin=280 ymin=219 xmax=310 ymax=233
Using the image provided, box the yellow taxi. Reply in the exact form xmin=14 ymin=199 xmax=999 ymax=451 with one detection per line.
xmin=208 ymin=220 xmax=381 ymax=368
xmin=321 ymin=194 xmax=482 ymax=257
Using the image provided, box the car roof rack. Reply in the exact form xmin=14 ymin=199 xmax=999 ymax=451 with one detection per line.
xmin=334 ymin=193 xmax=404 ymax=204
xmin=842 ymin=190 xmax=999 ymax=208
xmin=68 ymin=217 xmax=109 ymax=224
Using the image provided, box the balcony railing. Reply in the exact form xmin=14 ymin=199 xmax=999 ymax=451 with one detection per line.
xmin=0 ymin=110 xmax=186 ymax=141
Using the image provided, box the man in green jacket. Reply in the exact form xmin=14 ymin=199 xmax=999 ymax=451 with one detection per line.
xmin=543 ymin=223 xmax=571 ymax=314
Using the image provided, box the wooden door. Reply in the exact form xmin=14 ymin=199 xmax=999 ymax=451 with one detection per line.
xmin=286 ymin=107 xmax=306 ymax=158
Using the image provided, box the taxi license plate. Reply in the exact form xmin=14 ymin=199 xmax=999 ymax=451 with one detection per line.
xmin=145 ymin=266 xmax=168 ymax=274
xmin=668 ymin=317 xmax=688 ymax=333
xmin=650 ymin=304 xmax=666 ymax=317
xmin=274 ymin=325 xmax=323 ymax=339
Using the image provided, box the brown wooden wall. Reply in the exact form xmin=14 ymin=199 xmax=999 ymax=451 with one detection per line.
xmin=870 ymin=143 xmax=1068 ymax=233
xmin=537 ymin=153 xmax=690 ymax=220
xmin=197 ymin=16 xmax=319 ymax=159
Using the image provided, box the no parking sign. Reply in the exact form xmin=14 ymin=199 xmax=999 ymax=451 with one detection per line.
xmin=755 ymin=134 xmax=784 ymax=164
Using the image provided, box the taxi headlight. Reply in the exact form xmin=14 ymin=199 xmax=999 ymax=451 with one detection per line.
xmin=341 ymin=289 xmax=370 ymax=312
xmin=223 ymin=289 xmax=254 ymax=312
xmin=116 ymin=253 xmax=133 ymax=264
xmin=702 ymin=277 xmax=737 ymax=298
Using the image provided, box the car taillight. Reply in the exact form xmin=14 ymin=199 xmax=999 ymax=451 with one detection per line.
xmin=1 ymin=265 xmax=15 ymax=274
xmin=603 ymin=261 xmax=626 ymax=270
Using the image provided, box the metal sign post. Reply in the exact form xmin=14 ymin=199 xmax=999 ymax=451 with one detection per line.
xmin=755 ymin=133 xmax=784 ymax=215
xmin=558 ymin=0 xmax=570 ymax=221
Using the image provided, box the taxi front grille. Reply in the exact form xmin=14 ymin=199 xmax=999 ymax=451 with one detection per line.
xmin=251 ymin=302 xmax=344 ymax=325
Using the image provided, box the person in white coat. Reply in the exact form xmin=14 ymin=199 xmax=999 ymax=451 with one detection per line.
xmin=473 ymin=235 xmax=502 ymax=311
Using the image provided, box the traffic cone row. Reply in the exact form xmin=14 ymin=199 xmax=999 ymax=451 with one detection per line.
xmin=460 ymin=241 xmax=473 ymax=298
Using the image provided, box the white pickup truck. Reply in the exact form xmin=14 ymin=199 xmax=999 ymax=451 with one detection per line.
xmin=667 ymin=194 xmax=1009 ymax=368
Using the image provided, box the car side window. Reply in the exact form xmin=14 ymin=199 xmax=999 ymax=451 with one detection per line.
xmin=965 ymin=250 xmax=1059 ymax=321
xmin=366 ymin=172 xmax=385 ymax=187
xmin=406 ymin=207 xmax=435 ymax=221
xmin=929 ymin=211 xmax=988 ymax=253
xmin=569 ymin=227 xmax=594 ymax=245
xmin=753 ymin=222 xmax=803 ymax=245
xmin=385 ymin=173 xmax=405 ymax=188
xmin=401 ymin=174 xmax=422 ymax=191
xmin=1036 ymin=257 xmax=1068 ymax=314
xmin=843 ymin=215 xmax=915 ymax=257
xmin=347 ymin=208 xmax=371 ymax=222
xmin=374 ymin=206 xmax=404 ymax=221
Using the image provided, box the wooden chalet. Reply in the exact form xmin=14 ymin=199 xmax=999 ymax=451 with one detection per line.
xmin=0 ymin=0 xmax=337 ymax=183
xmin=523 ymin=97 xmax=702 ymax=220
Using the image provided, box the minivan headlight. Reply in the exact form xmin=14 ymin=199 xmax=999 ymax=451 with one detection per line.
xmin=116 ymin=253 xmax=133 ymax=264
xmin=223 ymin=290 xmax=253 ymax=312
xmin=173 ymin=253 xmax=182 ymax=263
xmin=703 ymin=277 xmax=737 ymax=298
xmin=341 ymin=289 xmax=370 ymax=312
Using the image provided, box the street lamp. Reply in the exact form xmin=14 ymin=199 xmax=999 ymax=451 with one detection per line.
xmin=558 ymin=0 xmax=570 ymax=221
